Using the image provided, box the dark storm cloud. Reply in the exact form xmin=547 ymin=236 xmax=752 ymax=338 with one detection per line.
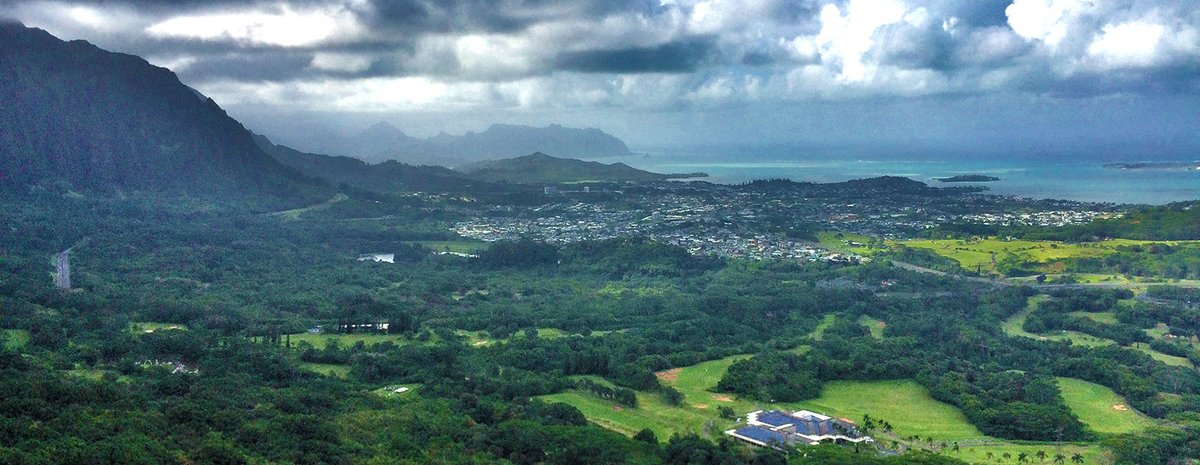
xmin=365 ymin=0 xmax=667 ymax=34
xmin=556 ymin=39 xmax=717 ymax=74
xmin=2 ymin=0 xmax=1198 ymax=124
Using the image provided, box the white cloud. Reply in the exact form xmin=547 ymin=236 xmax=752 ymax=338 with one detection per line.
xmin=452 ymin=34 xmax=540 ymax=79
xmin=146 ymin=4 xmax=365 ymax=47
xmin=1005 ymin=0 xmax=1090 ymax=49
xmin=1086 ymin=21 xmax=1166 ymax=69
xmin=814 ymin=0 xmax=909 ymax=82
xmin=310 ymin=52 xmax=374 ymax=73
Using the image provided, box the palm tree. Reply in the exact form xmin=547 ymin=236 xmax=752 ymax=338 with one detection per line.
xmin=1036 ymin=450 xmax=1047 ymax=462
xmin=1003 ymin=452 xmax=1012 ymax=461
xmin=1018 ymin=452 xmax=1029 ymax=463
xmin=1054 ymin=453 xmax=1066 ymax=464
xmin=1071 ymin=453 xmax=1084 ymax=464
xmin=986 ymin=452 xmax=995 ymax=461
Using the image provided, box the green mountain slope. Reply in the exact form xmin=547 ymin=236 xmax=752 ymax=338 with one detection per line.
xmin=0 ymin=21 xmax=324 ymax=207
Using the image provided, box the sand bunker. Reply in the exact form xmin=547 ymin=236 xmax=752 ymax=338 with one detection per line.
xmin=1112 ymin=404 xmax=1128 ymax=411
xmin=655 ymin=368 xmax=682 ymax=382
xmin=694 ymin=404 xmax=708 ymax=409
xmin=712 ymin=395 xmax=734 ymax=402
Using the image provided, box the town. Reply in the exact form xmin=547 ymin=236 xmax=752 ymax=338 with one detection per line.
xmin=452 ymin=178 xmax=1117 ymax=262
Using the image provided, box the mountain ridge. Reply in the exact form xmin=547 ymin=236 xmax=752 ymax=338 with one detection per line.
xmin=0 ymin=21 xmax=324 ymax=208
xmin=297 ymin=122 xmax=634 ymax=167
xmin=457 ymin=152 xmax=707 ymax=184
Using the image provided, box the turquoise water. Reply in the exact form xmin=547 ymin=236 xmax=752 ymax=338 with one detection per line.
xmin=610 ymin=152 xmax=1200 ymax=205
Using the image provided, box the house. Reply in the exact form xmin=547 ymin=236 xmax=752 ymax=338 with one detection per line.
xmin=725 ymin=410 xmax=871 ymax=449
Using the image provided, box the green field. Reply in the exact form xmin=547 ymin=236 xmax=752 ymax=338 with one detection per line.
xmin=1130 ymin=344 xmax=1193 ymax=368
xmin=1068 ymin=312 xmax=1118 ymax=324
xmin=1057 ymin=378 xmax=1155 ymax=435
xmin=411 ymin=240 xmax=488 ymax=255
xmin=1001 ymin=295 xmax=1049 ymax=340
xmin=300 ymin=362 xmax=351 ymax=378
xmin=897 ymin=238 xmax=1200 ymax=275
xmin=1002 ymin=297 xmax=1191 ymax=365
xmin=817 ymin=232 xmax=882 ymax=256
xmin=812 ymin=314 xmax=837 ymax=341
xmin=543 ymin=352 xmax=1116 ymax=464
xmin=2 ymin=329 xmax=29 ymax=349
xmin=288 ymin=332 xmax=410 ymax=350
xmin=371 ymin=384 xmax=421 ymax=399
xmin=857 ymin=315 xmax=886 ymax=339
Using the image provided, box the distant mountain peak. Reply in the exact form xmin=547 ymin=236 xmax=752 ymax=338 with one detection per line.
xmin=358 ymin=121 xmax=408 ymax=138
xmin=457 ymin=152 xmax=705 ymax=184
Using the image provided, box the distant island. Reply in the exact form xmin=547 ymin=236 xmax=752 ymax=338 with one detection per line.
xmin=935 ymin=174 xmax=1001 ymax=183
xmin=1104 ymin=162 xmax=1200 ymax=171
xmin=457 ymin=152 xmax=707 ymax=184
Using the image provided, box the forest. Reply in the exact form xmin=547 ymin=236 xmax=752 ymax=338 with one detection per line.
xmin=3 ymin=188 xmax=1200 ymax=465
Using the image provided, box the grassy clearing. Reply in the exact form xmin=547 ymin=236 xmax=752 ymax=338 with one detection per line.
xmin=2 ymin=329 xmax=29 ymax=349
xmin=552 ymin=347 xmax=987 ymax=442
xmin=811 ymin=314 xmax=836 ymax=341
xmin=1002 ymin=295 xmax=1049 ymax=340
xmin=1005 ymin=297 xmax=1120 ymax=347
xmin=288 ymin=332 xmax=411 ymax=350
xmin=300 ymin=362 xmax=351 ymax=378
xmin=1068 ymin=312 xmax=1118 ymax=324
xmin=451 ymin=289 xmax=491 ymax=300
xmin=130 ymin=322 xmax=187 ymax=333
xmin=952 ymin=443 xmax=1108 ymax=465
xmin=857 ymin=315 xmax=886 ymax=339
xmin=546 ymin=352 xmax=1115 ymax=464
xmin=817 ymin=232 xmax=882 ymax=256
xmin=597 ymin=283 xmax=676 ymax=297
xmin=274 ymin=193 xmax=348 ymax=220
xmin=897 ymin=238 xmax=1200 ymax=275
xmin=371 ymin=384 xmax=421 ymax=399
xmin=1130 ymin=344 xmax=1193 ymax=367
xmin=1003 ymin=297 xmax=1190 ymax=365
xmin=898 ymin=238 xmax=1109 ymax=273
xmin=411 ymin=240 xmax=488 ymax=254
xmin=1057 ymin=378 xmax=1155 ymax=435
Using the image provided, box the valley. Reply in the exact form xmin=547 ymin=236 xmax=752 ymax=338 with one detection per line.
xmin=2 ymin=18 xmax=1199 ymax=465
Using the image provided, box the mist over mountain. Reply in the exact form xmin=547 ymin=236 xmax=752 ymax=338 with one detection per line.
xmin=252 ymin=133 xmax=495 ymax=194
xmin=0 ymin=21 xmax=322 ymax=206
xmin=301 ymin=122 xmax=634 ymax=167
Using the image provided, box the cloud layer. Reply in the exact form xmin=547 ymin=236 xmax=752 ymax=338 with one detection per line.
xmin=2 ymin=0 xmax=1198 ymax=148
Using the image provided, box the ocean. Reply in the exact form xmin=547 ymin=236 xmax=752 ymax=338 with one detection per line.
xmin=607 ymin=149 xmax=1200 ymax=205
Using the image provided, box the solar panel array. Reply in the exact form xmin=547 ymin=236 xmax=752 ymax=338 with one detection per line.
xmin=755 ymin=411 xmax=799 ymax=428
xmin=733 ymin=426 xmax=789 ymax=446
xmin=757 ymin=410 xmax=861 ymax=438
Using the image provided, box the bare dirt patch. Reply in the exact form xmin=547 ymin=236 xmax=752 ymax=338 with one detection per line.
xmin=1112 ymin=404 xmax=1128 ymax=411
xmin=694 ymin=404 xmax=708 ymax=409
xmin=712 ymin=394 xmax=734 ymax=402
xmin=655 ymin=368 xmax=682 ymax=382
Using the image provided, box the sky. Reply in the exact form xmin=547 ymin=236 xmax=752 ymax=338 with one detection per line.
xmin=2 ymin=0 xmax=1198 ymax=157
